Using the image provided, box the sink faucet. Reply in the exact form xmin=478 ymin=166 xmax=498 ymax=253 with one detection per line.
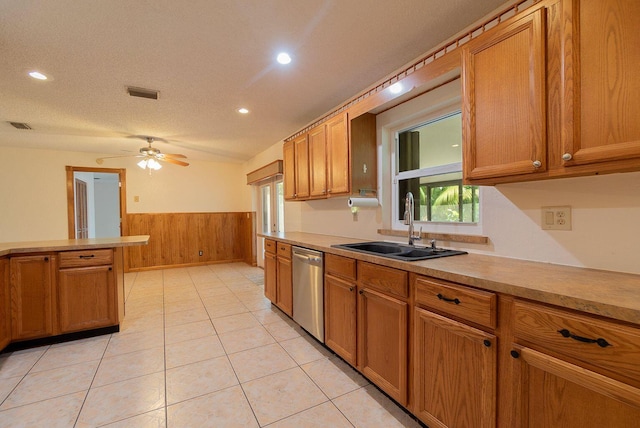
xmin=404 ymin=192 xmax=422 ymax=246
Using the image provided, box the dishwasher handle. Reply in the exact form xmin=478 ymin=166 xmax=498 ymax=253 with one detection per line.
xmin=292 ymin=249 xmax=323 ymax=267
xmin=293 ymin=252 xmax=322 ymax=264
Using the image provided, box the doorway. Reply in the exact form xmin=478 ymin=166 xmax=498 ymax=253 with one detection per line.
xmin=65 ymin=166 xmax=127 ymax=239
xmin=257 ymin=177 xmax=284 ymax=268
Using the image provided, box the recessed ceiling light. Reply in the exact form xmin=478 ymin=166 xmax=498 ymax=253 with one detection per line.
xmin=389 ymin=82 xmax=403 ymax=94
xmin=238 ymin=108 xmax=249 ymax=114
xmin=277 ymin=52 xmax=292 ymax=65
xmin=28 ymin=71 xmax=48 ymax=80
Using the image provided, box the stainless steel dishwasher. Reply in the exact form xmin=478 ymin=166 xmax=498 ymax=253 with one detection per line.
xmin=292 ymin=246 xmax=324 ymax=342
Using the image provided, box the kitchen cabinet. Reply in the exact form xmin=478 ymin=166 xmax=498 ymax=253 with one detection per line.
xmin=413 ymin=275 xmax=497 ymax=427
xmin=509 ymin=300 xmax=640 ymax=427
xmin=10 ymin=254 xmax=56 ymax=340
xmin=463 ymin=0 xmax=640 ymax=185
xmin=558 ymin=0 xmax=640 ymax=168
xmin=275 ymin=242 xmax=293 ymax=317
xmin=357 ymin=261 xmax=409 ymax=406
xmin=0 ymin=258 xmax=10 ymax=350
xmin=308 ymin=125 xmax=327 ymax=197
xmin=462 ymin=8 xmax=547 ymax=181
xmin=284 ymin=112 xmax=377 ymax=200
xmin=57 ymin=249 xmax=117 ymax=333
xmin=263 ymin=239 xmax=277 ymax=303
xmin=324 ymin=253 xmax=357 ymax=366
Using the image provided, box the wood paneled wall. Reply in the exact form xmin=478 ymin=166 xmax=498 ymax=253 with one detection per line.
xmin=125 ymin=212 xmax=255 ymax=271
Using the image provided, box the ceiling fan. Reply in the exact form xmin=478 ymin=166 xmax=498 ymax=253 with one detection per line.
xmin=96 ymin=137 xmax=189 ymax=170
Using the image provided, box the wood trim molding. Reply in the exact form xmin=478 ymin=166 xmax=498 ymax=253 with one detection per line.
xmin=377 ymin=229 xmax=489 ymax=245
xmin=246 ymin=160 xmax=283 ymax=184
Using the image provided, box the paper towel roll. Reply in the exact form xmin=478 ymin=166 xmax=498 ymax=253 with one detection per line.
xmin=348 ymin=197 xmax=379 ymax=208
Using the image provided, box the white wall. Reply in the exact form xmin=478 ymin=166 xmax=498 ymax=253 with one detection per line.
xmin=0 ymin=145 xmax=251 ymax=242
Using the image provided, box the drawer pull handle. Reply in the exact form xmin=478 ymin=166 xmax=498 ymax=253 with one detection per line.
xmin=79 ymin=255 xmax=95 ymax=259
xmin=557 ymin=329 xmax=611 ymax=348
xmin=437 ymin=293 xmax=460 ymax=305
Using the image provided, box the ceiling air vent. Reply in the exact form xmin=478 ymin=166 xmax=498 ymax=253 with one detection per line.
xmin=127 ymin=86 xmax=159 ymax=100
xmin=9 ymin=122 xmax=31 ymax=130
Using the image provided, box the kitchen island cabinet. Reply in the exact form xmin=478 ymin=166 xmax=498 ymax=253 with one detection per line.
xmin=0 ymin=258 xmax=11 ymax=349
xmin=10 ymin=254 xmax=56 ymax=340
xmin=0 ymin=236 xmax=148 ymax=351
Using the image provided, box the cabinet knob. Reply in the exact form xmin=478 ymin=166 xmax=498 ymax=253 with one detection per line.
xmin=359 ymin=289 xmax=364 ymax=295
xmin=483 ymin=339 xmax=492 ymax=347
xmin=510 ymin=350 xmax=520 ymax=359
xmin=532 ymin=160 xmax=542 ymax=168
xmin=349 ymin=286 xmax=354 ymax=292
xmin=562 ymin=153 xmax=573 ymax=161
xmin=44 ymin=256 xmax=49 ymax=262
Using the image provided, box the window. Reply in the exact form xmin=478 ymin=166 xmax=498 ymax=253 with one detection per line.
xmin=394 ymin=112 xmax=479 ymax=224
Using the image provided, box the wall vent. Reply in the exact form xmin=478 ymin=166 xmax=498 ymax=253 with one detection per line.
xmin=9 ymin=122 xmax=31 ymax=130
xmin=127 ymin=86 xmax=159 ymax=100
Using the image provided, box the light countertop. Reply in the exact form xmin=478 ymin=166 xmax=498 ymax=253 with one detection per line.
xmin=0 ymin=235 xmax=150 ymax=257
xmin=261 ymin=232 xmax=640 ymax=325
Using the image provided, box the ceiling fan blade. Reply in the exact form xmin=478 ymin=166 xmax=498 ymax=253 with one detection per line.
xmin=160 ymin=153 xmax=187 ymax=159
xmin=161 ymin=158 xmax=190 ymax=167
xmin=96 ymin=154 xmax=143 ymax=164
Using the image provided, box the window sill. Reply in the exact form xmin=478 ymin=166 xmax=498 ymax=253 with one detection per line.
xmin=377 ymin=229 xmax=488 ymax=245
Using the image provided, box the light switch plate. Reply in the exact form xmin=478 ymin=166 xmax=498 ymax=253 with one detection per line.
xmin=541 ymin=206 xmax=571 ymax=230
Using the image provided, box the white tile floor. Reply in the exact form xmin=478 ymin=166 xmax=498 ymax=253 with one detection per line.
xmin=0 ymin=263 xmax=421 ymax=427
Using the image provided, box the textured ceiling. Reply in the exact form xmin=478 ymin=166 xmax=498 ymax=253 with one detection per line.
xmin=0 ymin=0 xmax=508 ymax=163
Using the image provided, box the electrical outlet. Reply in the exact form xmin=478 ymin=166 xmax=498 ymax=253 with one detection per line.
xmin=541 ymin=206 xmax=571 ymax=230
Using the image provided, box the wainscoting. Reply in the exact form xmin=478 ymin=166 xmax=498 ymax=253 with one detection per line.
xmin=125 ymin=212 xmax=255 ymax=270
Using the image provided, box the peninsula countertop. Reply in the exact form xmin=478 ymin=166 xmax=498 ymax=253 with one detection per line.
xmin=0 ymin=235 xmax=150 ymax=257
xmin=260 ymin=232 xmax=640 ymax=325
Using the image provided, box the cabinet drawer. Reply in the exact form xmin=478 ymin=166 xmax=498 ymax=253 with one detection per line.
xmin=265 ymin=239 xmax=276 ymax=254
xmin=276 ymin=243 xmax=291 ymax=259
xmin=358 ymin=261 xmax=408 ymax=299
xmin=414 ymin=276 xmax=496 ymax=329
xmin=514 ymin=300 xmax=640 ymax=385
xmin=59 ymin=249 xmax=113 ymax=268
xmin=325 ymin=254 xmax=356 ymax=281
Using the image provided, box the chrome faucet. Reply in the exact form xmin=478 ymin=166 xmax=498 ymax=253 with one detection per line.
xmin=404 ymin=192 xmax=422 ymax=246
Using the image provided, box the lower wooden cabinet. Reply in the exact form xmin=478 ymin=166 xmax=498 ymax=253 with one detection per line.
xmin=264 ymin=250 xmax=277 ymax=303
xmin=9 ymin=254 xmax=56 ymax=340
xmin=414 ymin=307 xmax=497 ymax=428
xmin=0 ymin=258 xmax=10 ymax=350
xmin=324 ymin=273 xmax=357 ymax=366
xmin=57 ymin=265 xmax=116 ymax=333
xmin=276 ymin=255 xmax=293 ymax=316
xmin=510 ymin=345 xmax=640 ymax=427
xmin=358 ymin=286 xmax=408 ymax=406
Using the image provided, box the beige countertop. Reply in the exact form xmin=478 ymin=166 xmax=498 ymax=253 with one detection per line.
xmin=261 ymin=232 xmax=640 ymax=325
xmin=0 ymin=235 xmax=150 ymax=257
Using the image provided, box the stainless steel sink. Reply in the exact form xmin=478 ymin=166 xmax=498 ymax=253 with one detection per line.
xmin=332 ymin=241 xmax=467 ymax=261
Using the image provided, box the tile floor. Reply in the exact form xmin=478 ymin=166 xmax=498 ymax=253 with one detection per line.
xmin=0 ymin=263 xmax=421 ymax=427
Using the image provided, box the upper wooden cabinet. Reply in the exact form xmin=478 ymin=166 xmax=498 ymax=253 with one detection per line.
xmin=463 ymin=0 xmax=640 ymax=185
xmin=284 ymin=112 xmax=376 ymax=201
xmin=462 ymin=8 xmax=547 ymax=181
xmin=560 ymin=0 xmax=640 ymax=167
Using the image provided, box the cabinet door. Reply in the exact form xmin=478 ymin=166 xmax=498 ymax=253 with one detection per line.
xmin=326 ymin=114 xmax=349 ymax=195
xmin=283 ymin=140 xmax=296 ymax=200
xmin=308 ymin=125 xmax=327 ymax=198
xmin=462 ymin=9 xmax=547 ymax=180
xmin=414 ymin=307 xmax=496 ymax=428
xmin=358 ymin=287 xmax=408 ymax=405
xmin=276 ymin=256 xmax=293 ymax=316
xmin=264 ymin=251 xmax=277 ymax=303
xmin=0 ymin=258 xmax=10 ymax=350
xmin=324 ymin=274 xmax=357 ymax=366
xmin=58 ymin=265 xmax=116 ymax=333
xmin=293 ymin=134 xmax=310 ymax=199
xmin=511 ymin=345 xmax=640 ymax=427
xmin=10 ymin=255 xmax=55 ymax=340
xmin=561 ymin=0 xmax=640 ymax=166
